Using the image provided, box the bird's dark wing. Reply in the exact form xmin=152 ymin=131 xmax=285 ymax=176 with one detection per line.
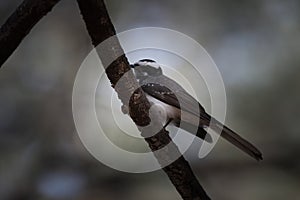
xmin=141 ymin=83 xmax=211 ymax=125
xmin=141 ymin=82 xmax=263 ymax=160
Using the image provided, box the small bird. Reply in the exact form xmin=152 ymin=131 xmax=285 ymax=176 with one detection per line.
xmin=131 ymin=59 xmax=263 ymax=161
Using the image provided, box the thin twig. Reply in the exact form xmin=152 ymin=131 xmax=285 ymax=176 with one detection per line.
xmin=76 ymin=0 xmax=211 ymax=199
xmin=0 ymin=0 xmax=61 ymax=67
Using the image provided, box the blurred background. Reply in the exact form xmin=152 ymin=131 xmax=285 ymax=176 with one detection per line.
xmin=1 ymin=0 xmax=300 ymax=199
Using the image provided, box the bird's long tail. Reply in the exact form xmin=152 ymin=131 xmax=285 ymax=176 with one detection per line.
xmin=212 ymin=119 xmax=263 ymax=161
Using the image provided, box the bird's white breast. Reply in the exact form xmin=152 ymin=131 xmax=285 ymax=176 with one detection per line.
xmin=145 ymin=94 xmax=200 ymax=127
xmin=146 ymin=94 xmax=180 ymax=120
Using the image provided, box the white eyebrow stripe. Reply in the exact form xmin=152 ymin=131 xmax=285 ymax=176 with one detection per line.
xmin=135 ymin=61 xmax=161 ymax=69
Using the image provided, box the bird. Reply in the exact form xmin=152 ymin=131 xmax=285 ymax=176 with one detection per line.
xmin=130 ymin=59 xmax=263 ymax=161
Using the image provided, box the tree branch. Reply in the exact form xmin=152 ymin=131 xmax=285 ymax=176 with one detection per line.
xmin=76 ymin=0 xmax=151 ymax=126
xmin=76 ymin=0 xmax=211 ymax=199
xmin=0 ymin=0 xmax=61 ymax=68
xmin=0 ymin=0 xmax=211 ymax=198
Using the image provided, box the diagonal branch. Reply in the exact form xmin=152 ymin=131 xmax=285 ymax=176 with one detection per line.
xmin=0 ymin=0 xmax=211 ymax=198
xmin=0 ymin=0 xmax=61 ymax=68
xmin=76 ymin=0 xmax=150 ymax=126
xmin=76 ymin=0 xmax=211 ymax=199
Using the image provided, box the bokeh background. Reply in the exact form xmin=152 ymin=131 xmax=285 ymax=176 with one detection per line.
xmin=1 ymin=0 xmax=300 ymax=199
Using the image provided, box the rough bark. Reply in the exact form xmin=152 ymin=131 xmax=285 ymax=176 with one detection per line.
xmin=0 ymin=0 xmax=211 ymax=198
xmin=77 ymin=0 xmax=151 ymax=126
xmin=144 ymin=126 xmax=211 ymax=200
xmin=76 ymin=0 xmax=211 ymax=199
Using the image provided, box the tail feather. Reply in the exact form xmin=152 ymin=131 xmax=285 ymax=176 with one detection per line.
xmin=175 ymin=121 xmax=213 ymax=143
xmin=213 ymin=120 xmax=263 ymax=161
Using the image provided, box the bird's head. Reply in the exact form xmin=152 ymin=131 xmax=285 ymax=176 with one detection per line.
xmin=130 ymin=59 xmax=163 ymax=80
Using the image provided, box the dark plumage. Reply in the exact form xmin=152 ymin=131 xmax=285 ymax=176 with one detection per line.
xmin=131 ymin=59 xmax=263 ymax=161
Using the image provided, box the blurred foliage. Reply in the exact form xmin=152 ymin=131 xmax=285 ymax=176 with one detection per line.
xmin=0 ymin=0 xmax=300 ymax=199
